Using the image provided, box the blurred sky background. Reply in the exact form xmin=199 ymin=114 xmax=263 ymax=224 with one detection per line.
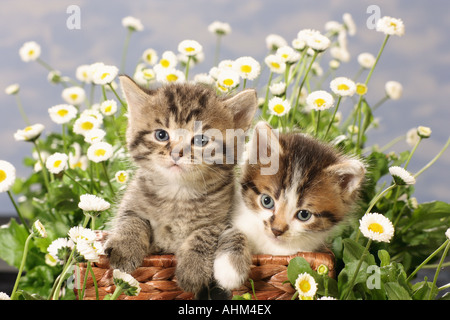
xmin=1 ymin=0 xmax=450 ymax=216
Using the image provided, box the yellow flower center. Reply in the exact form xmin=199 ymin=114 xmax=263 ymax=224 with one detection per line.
xmin=57 ymin=109 xmax=69 ymax=117
xmin=24 ymin=126 xmax=33 ymax=132
xmin=160 ymin=59 xmax=170 ymax=68
xmin=0 ymin=170 xmax=6 ymax=182
xmin=104 ymin=105 xmax=112 ymax=113
xmin=53 ymin=160 xmax=62 ymax=168
xmin=356 ymin=84 xmax=368 ymax=95
xmin=117 ymin=173 xmax=127 ymax=183
xmin=73 ymin=161 xmax=82 ymax=169
xmin=241 ymin=65 xmax=252 ymax=73
xmin=368 ymin=222 xmax=384 ymax=234
xmin=273 ymin=104 xmax=285 ymax=114
xmin=95 ymin=149 xmax=106 ymax=157
xmin=314 ymin=98 xmax=326 ymax=107
xmin=70 ymin=94 xmax=79 ymax=101
xmin=185 ymin=47 xmax=195 ymax=52
xmin=166 ymin=74 xmax=179 ymax=82
xmin=223 ymin=79 xmax=234 ymax=86
xmin=390 ymin=22 xmax=397 ymax=29
xmin=28 ymin=50 xmax=34 ymax=56
xmin=101 ymin=72 xmax=110 ymax=80
xmin=146 ymin=53 xmax=153 ymax=62
xmin=337 ymin=84 xmax=350 ymax=91
xmin=299 ymin=280 xmax=311 ymax=293
xmin=270 ymin=62 xmax=280 ymax=69
xmin=81 ymin=121 xmax=94 ymax=131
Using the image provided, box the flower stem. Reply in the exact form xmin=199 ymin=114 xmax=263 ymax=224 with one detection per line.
xmin=7 ymin=191 xmax=30 ymax=233
xmin=10 ymin=234 xmax=33 ymax=299
xmin=33 ymin=141 xmax=51 ymax=193
xmin=406 ymin=240 xmax=449 ymax=282
xmin=365 ymin=35 xmax=390 ymax=86
xmin=261 ymin=72 xmax=274 ymax=118
xmin=405 ymin=137 xmax=422 ymax=169
xmin=342 ymin=238 xmax=372 ymax=300
xmin=88 ymin=262 xmax=99 ymax=300
xmin=36 ymin=58 xmax=54 ymax=72
xmin=315 ymin=110 xmax=321 ymax=137
xmin=120 ymin=29 xmax=132 ymax=73
xmin=414 ymin=137 xmax=450 ymax=178
xmin=63 ymin=171 xmax=90 ymax=193
xmin=15 ymin=94 xmax=30 ymax=125
xmin=185 ymin=56 xmax=192 ymax=80
xmin=110 ymin=284 xmax=124 ymax=300
xmin=428 ymin=240 xmax=450 ymax=299
xmin=214 ymin=35 xmax=222 ymax=66
xmin=324 ymin=96 xmax=342 ymax=140
xmin=108 ymin=83 xmax=127 ymax=111
xmin=101 ymin=162 xmax=115 ymax=197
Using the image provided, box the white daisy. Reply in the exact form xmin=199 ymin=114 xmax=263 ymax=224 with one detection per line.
xmin=292 ymin=38 xmax=306 ymax=51
xmin=68 ymin=226 xmax=96 ymax=244
xmin=76 ymin=64 xmax=92 ymax=83
xmin=5 ymin=84 xmax=20 ymax=95
xmin=306 ymin=90 xmax=335 ymax=111
xmin=330 ymin=77 xmax=356 ymax=97
xmin=264 ymin=54 xmax=286 ymax=74
xmin=100 ymin=99 xmax=118 ymax=116
xmin=306 ymin=32 xmax=331 ymax=52
xmin=233 ymin=56 xmax=261 ymax=80
xmin=406 ymin=128 xmax=420 ymax=147
xmin=81 ymin=109 xmax=104 ymax=123
xmin=446 ymin=228 xmax=450 ymax=240
xmin=218 ymin=59 xmax=235 ymax=71
xmin=32 ymin=220 xmax=47 ymax=238
xmin=14 ymin=124 xmax=45 ymax=142
xmin=417 ymin=126 xmax=431 ymax=139
xmin=376 ymin=16 xmax=405 ymax=37
xmin=0 ymin=292 xmax=11 ymax=300
xmin=0 ymin=160 xmax=16 ymax=193
xmin=217 ymin=69 xmax=240 ymax=89
xmin=141 ymin=48 xmax=158 ymax=65
xmin=357 ymin=52 xmax=376 ymax=69
xmin=295 ymin=273 xmax=317 ymax=298
xmin=122 ymin=16 xmax=144 ymax=32
xmin=78 ymin=193 xmax=110 ymax=212
xmin=194 ymin=73 xmax=215 ymax=86
xmin=342 ymin=13 xmax=357 ymax=36
xmin=113 ymin=269 xmax=141 ymax=296
xmin=156 ymin=68 xmax=185 ymax=84
xmin=208 ymin=21 xmax=232 ymax=36
xmin=265 ymin=34 xmax=287 ymax=51
xmin=269 ymin=82 xmax=286 ymax=96
xmin=47 ymin=238 xmax=74 ymax=264
xmin=115 ymin=170 xmax=129 ymax=184
xmin=73 ymin=115 xmax=101 ymax=136
xmin=276 ymin=46 xmax=300 ymax=64
xmin=355 ymin=83 xmax=368 ymax=96
xmin=45 ymin=152 xmax=68 ymax=174
xmin=69 ymin=154 xmax=88 ymax=171
xmin=317 ymin=296 xmax=337 ymax=300
xmin=330 ymin=46 xmax=350 ymax=63
xmin=87 ymin=142 xmax=113 ymax=163
xmin=19 ymin=41 xmax=41 ymax=62
xmin=385 ymin=81 xmax=402 ymax=100
xmin=154 ymin=51 xmax=178 ymax=72
xmin=48 ymin=104 xmax=78 ymax=124
xmin=92 ymin=64 xmax=119 ymax=85
xmin=61 ymin=86 xmax=86 ymax=105
xmin=389 ymin=166 xmax=416 ymax=185
xmin=359 ymin=212 xmax=395 ymax=243
xmin=76 ymin=238 xmax=100 ymax=262
xmin=84 ymin=128 xmax=106 ymax=144
xmin=178 ymin=40 xmax=203 ymax=57
xmin=329 ymin=59 xmax=340 ymax=70
xmin=268 ymin=97 xmax=291 ymax=117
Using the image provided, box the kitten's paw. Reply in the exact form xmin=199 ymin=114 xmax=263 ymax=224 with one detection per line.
xmin=175 ymin=255 xmax=211 ymax=294
xmin=213 ymin=253 xmax=249 ymax=290
xmin=104 ymin=238 xmax=146 ymax=273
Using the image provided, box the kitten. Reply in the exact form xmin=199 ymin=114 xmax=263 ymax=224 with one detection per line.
xmin=105 ymin=76 xmax=256 ymax=297
xmin=233 ymin=121 xmax=365 ymax=255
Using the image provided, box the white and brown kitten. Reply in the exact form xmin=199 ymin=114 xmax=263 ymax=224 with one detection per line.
xmin=233 ymin=122 xmax=366 ymax=255
xmin=105 ymin=76 xmax=256 ymax=298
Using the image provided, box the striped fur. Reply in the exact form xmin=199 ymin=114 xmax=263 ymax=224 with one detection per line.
xmin=233 ymin=122 xmax=366 ymax=255
xmin=105 ymin=76 xmax=257 ymax=297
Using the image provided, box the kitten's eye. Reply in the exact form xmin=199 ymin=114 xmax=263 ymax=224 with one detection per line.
xmin=260 ymin=194 xmax=275 ymax=209
xmin=192 ymin=134 xmax=209 ymax=147
xmin=155 ymin=129 xmax=169 ymax=142
xmin=296 ymin=210 xmax=312 ymax=221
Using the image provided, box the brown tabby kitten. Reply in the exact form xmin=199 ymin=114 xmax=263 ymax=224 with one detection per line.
xmin=233 ymin=122 xmax=366 ymax=255
xmin=105 ymin=76 xmax=256 ymax=297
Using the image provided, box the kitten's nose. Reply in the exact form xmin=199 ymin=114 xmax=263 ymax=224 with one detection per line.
xmin=171 ymin=148 xmax=183 ymax=162
xmin=271 ymin=227 xmax=284 ymax=237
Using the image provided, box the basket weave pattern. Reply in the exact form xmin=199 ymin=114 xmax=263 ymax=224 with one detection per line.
xmin=75 ymin=251 xmax=335 ymax=300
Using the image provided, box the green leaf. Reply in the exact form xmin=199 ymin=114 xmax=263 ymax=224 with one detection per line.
xmin=342 ymin=238 xmax=375 ymax=265
xmin=338 ymin=260 xmax=370 ymax=299
xmin=0 ymin=219 xmax=29 ymax=268
xmin=287 ymin=257 xmax=313 ymax=285
xmin=385 ymin=282 xmax=412 ymax=300
xmin=378 ymin=250 xmax=390 ymax=267
xmin=412 ymin=281 xmax=438 ymax=300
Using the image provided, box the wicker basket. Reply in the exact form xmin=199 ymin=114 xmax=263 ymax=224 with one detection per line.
xmin=74 ymin=233 xmax=335 ymax=300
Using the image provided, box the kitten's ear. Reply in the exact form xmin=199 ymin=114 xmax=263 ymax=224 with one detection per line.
xmin=223 ymin=89 xmax=258 ymax=131
xmin=119 ymin=75 xmax=153 ymax=121
xmin=248 ymin=121 xmax=281 ymax=174
xmin=325 ymin=159 xmax=366 ymax=200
